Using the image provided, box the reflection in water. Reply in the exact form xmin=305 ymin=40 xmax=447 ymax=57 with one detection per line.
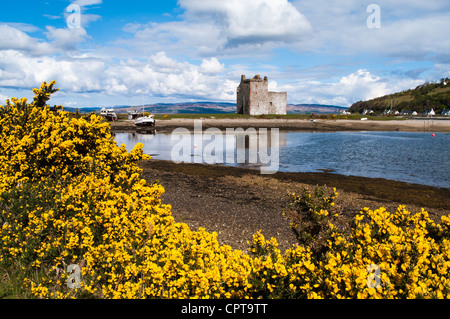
xmin=114 ymin=131 xmax=450 ymax=188
xmin=169 ymin=128 xmax=284 ymax=174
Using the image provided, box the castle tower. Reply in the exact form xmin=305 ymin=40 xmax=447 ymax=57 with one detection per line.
xmin=236 ymin=75 xmax=287 ymax=115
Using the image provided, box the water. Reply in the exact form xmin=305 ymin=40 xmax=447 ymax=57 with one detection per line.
xmin=114 ymin=131 xmax=450 ymax=188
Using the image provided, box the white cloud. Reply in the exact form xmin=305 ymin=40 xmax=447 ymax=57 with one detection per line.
xmin=0 ymin=24 xmax=89 ymax=55
xmin=337 ymin=69 xmax=388 ymax=101
xmin=283 ymin=69 xmax=424 ymax=106
xmin=0 ymin=19 xmax=234 ymax=103
xmin=200 ymin=58 xmax=225 ymax=74
xmin=117 ymin=0 xmax=312 ymax=58
xmin=0 ymin=24 xmax=53 ymax=55
xmin=0 ymin=45 xmax=234 ymax=103
xmin=100 ymin=52 xmax=235 ymax=102
xmin=291 ymin=0 xmax=450 ymax=62
xmin=179 ymin=0 xmax=312 ymax=46
xmin=72 ymin=0 xmax=102 ymax=6
xmin=0 ymin=22 xmax=40 ymax=33
xmin=45 ymin=26 xmax=88 ymax=51
xmin=0 ymin=49 xmax=106 ymax=92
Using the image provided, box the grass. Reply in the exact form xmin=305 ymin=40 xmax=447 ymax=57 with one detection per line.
xmin=0 ymin=260 xmax=39 ymax=299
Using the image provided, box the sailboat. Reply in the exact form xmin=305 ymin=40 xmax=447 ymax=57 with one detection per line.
xmin=134 ymin=88 xmax=155 ymax=127
xmin=135 ymin=113 xmax=155 ymax=127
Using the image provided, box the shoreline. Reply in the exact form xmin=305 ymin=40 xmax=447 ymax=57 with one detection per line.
xmin=111 ymin=118 xmax=450 ymax=133
xmin=140 ymin=159 xmax=450 ymax=251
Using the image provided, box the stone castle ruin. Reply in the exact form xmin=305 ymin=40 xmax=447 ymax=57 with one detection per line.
xmin=236 ymin=75 xmax=287 ymax=115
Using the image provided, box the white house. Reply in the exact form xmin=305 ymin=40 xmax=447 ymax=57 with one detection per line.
xmin=423 ymin=109 xmax=435 ymax=116
xmin=362 ymin=109 xmax=374 ymax=115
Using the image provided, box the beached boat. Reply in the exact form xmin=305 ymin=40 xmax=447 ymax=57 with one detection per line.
xmin=135 ymin=114 xmax=155 ymax=127
xmin=133 ymin=88 xmax=155 ymax=127
xmin=100 ymin=108 xmax=118 ymax=121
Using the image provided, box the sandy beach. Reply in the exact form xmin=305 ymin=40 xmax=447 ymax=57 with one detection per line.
xmin=111 ymin=118 xmax=450 ymax=133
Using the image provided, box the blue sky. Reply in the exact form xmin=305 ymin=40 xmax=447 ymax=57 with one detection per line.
xmin=0 ymin=0 xmax=449 ymax=108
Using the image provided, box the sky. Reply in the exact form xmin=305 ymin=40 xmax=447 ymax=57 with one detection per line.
xmin=0 ymin=0 xmax=449 ymax=108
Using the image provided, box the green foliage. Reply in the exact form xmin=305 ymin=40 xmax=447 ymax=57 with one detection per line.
xmin=349 ymin=78 xmax=450 ymax=114
xmin=283 ymin=186 xmax=342 ymax=257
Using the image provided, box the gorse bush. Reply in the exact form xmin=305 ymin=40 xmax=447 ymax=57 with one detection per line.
xmin=1 ymin=82 xmax=450 ymax=299
xmin=0 ymin=82 xmax=254 ymax=298
xmin=283 ymin=186 xmax=341 ymax=257
xmin=282 ymin=186 xmax=450 ymax=298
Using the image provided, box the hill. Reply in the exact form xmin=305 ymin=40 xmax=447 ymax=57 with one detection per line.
xmin=67 ymin=102 xmax=346 ymax=115
xmin=349 ymin=78 xmax=450 ymax=114
xmin=288 ymin=104 xmax=347 ymax=114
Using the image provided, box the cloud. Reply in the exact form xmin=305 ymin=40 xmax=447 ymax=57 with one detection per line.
xmin=0 ymin=24 xmax=53 ymax=55
xmin=334 ymin=70 xmax=392 ymax=102
xmin=200 ymin=58 xmax=225 ymax=74
xmin=0 ymin=41 xmax=234 ymax=104
xmin=71 ymin=0 xmax=102 ymax=6
xmin=0 ymin=49 xmax=106 ymax=91
xmin=291 ymin=0 xmax=450 ymax=63
xmin=117 ymin=0 xmax=312 ymax=58
xmin=45 ymin=26 xmax=88 ymax=51
xmin=0 ymin=24 xmax=89 ymax=55
xmin=103 ymin=52 xmax=233 ymax=101
xmin=179 ymin=0 xmax=312 ymax=47
xmin=283 ymin=69 xmax=424 ymax=106
xmin=0 ymin=22 xmax=40 ymax=33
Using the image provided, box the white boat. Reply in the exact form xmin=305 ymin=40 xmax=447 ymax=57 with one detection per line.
xmin=134 ymin=90 xmax=155 ymax=127
xmin=100 ymin=108 xmax=118 ymax=121
xmin=135 ymin=114 xmax=155 ymax=127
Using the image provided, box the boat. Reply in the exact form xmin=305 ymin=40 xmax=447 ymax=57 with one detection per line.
xmin=128 ymin=110 xmax=140 ymax=120
xmin=100 ymin=108 xmax=118 ymax=121
xmin=134 ymin=88 xmax=155 ymax=127
xmin=135 ymin=114 xmax=155 ymax=127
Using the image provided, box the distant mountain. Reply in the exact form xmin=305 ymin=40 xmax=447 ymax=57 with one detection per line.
xmin=62 ymin=106 xmax=100 ymax=113
xmin=143 ymin=102 xmax=236 ymax=114
xmin=349 ymin=78 xmax=450 ymax=114
xmin=288 ymin=104 xmax=347 ymax=114
xmin=68 ymin=102 xmax=347 ymax=114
